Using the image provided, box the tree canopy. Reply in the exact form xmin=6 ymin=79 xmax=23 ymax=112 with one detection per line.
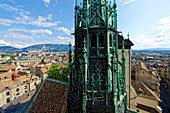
xmin=47 ymin=63 xmax=69 ymax=83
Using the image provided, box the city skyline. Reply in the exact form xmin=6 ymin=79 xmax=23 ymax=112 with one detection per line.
xmin=0 ymin=0 xmax=170 ymax=50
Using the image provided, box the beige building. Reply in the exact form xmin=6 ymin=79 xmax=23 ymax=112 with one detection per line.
xmin=118 ymin=48 xmax=132 ymax=106
xmin=132 ymin=62 xmax=160 ymax=96
xmin=130 ymin=81 xmax=162 ymax=113
xmin=0 ymin=71 xmax=41 ymax=107
xmin=11 ymin=58 xmax=41 ymax=66
xmin=0 ymin=65 xmax=18 ymax=73
xmin=156 ymin=62 xmax=169 ymax=81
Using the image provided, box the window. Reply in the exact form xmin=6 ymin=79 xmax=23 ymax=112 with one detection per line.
xmin=34 ymin=82 xmax=37 ymax=86
xmin=78 ymin=36 xmax=82 ymax=48
xmin=91 ymin=33 xmax=97 ymax=47
xmin=16 ymin=88 xmax=19 ymax=92
xmin=6 ymin=98 xmax=10 ymax=103
xmin=109 ymin=34 xmax=113 ymax=47
xmin=16 ymin=93 xmax=20 ymax=96
xmin=99 ymin=33 xmax=105 ymax=47
xmin=6 ymin=92 xmax=10 ymax=96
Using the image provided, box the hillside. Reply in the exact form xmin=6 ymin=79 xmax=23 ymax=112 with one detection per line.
xmin=0 ymin=44 xmax=71 ymax=53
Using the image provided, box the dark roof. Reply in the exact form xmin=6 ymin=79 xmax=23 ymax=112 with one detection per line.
xmin=118 ymin=35 xmax=134 ymax=49
xmin=27 ymin=78 xmax=69 ymax=113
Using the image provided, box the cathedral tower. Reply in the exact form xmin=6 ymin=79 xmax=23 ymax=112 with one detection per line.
xmin=68 ymin=0 xmax=131 ymax=112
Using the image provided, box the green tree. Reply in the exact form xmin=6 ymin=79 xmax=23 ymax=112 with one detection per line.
xmin=47 ymin=63 xmax=69 ymax=83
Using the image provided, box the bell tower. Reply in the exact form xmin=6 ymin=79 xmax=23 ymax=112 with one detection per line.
xmin=68 ymin=0 xmax=131 ymax=112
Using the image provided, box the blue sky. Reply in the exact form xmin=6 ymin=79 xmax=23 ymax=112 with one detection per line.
xmin=0 ymin=0 xmax=170 ymax=50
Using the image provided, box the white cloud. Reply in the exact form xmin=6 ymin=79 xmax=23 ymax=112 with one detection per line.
xmin=5 ymin=32 xmax=34 ymax=40
xmin=0 ymin=40 xmax=10 ymax=46
xmin=31 ymin=19 xmax=60 ymax=27
xmin=0 ymin=3 xmax=58 ymax=28
xmin=132 ymin=33 xmax=170 ymax=49
xmin=0 ymin=40 xmax=26 ymax=48
xmin=0 ymin=4 xmax=30 ymax=16
xmin=0 ymin=4 xmax=18 ymax=12
xmin=29 ymin=14 xmax=60 ymax=27
xmin=8 ymin=0 xmax=16 ymax=4
xmin=151 ymin=17 xmax=170 ymax=31
xmin=30 ymin=29 xmax=52 ymax=35
xmin=0 ymin=14 xmax=60 ymax=28
xmin=120 ymin=0 xmax=136 ymax=5
xmin=8 ymin=28 xmax=53 ymax=35
xmin=57 ymin=27 xmax=71 ymax=35
xmin=132 ymin=16 xmax=170 ymax=49
xmin=42 ymin=0 xmax=51 ymax=7
xmin=59 ymin=9 xmax=63 ymax=14
xmin=0 ymin=18 xmax=13 ymax=26
xmin=57 ymin=36 xmax=67 ymax=40
xmin=125 ymin=0 xmax=136 ymax=5
xmin=151 ymin=16 xmax=170 ymax=39
xmin=55 ymin=36 xmax=74 ymax=44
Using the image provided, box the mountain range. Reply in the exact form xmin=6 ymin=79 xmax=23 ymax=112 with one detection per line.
xmin=132 ymin=48 xmax=170 ymax=52
xmin=0 ymin=44 xmax=71 ymax=53
xmin=0 ymin=44 xmax=169 ymax=53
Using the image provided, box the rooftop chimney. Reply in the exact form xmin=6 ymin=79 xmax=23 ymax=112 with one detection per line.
xmin=11 ymin=72 xmax=18 ymax=81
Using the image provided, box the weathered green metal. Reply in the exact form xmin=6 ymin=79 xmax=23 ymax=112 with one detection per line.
xmin=68 ymin=0 xmax=130 ymax=112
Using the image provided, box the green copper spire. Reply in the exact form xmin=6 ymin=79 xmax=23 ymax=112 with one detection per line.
xmin=67 ymin=0 xmax=134 ymax=112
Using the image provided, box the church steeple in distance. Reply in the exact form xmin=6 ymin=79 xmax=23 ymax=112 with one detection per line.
xmin=67 ymin=0 xmax=134 ymax=112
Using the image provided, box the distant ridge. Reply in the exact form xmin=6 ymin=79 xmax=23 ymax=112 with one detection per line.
xmin=132 ymin=48 xmax=170 ymax=52
xmin=0 ymin=44 xmax=71 ymax=53
xmin=0 ymin=45 xmax=169 ymax=53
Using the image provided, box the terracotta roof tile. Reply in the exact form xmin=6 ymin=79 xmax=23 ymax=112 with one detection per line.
xmin=0 ymin=74 xmax=39 ymax=91
xmin=28 ymin=79 xmax=69 ymax=113
xmin=131 ymin=80 xmax=160 ymax=101
xmin=0 ymin=65 xmax=17 ymax=71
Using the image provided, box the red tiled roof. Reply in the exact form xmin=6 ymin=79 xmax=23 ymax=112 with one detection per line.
xmin=0 ymin=65 xmax=17 ymax=70
xmin=131 ymin=80 xmax=160 ymax=101
xmin=28 ymin=78 xmax=69 ymax=113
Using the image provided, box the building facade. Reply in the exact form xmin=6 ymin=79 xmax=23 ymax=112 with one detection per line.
xmin=132 ymin=62 xmax=160 ymax=96
xmin=0 ymin=72 xmax=41 ymax=107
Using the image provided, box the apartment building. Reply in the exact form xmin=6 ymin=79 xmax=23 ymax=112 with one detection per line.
xmin=156 ymin=62 xmax=169 ymax=81
xmin=132 ymin=62 xmax=160 ymax=96
xmin=0 ymin=71 xmax=41 ymax=107
xmin=11 ymin=58 xmax=41 ymax=66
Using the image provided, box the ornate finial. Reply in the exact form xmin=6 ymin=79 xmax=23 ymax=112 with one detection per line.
xmin=69 ymin=42 xmax=72 ymax=63
xmin=127 ymin=32 xmax=129 ymax=39
xmin=121 ymin=32 xmax=123 ymax=36
xmin=75 ymin=0 xmax=79 ymax=10
xmin=114 ymin=0 xmax=117 ymax=8
xmin=75 ymin=0 xmax=77 ymax=6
